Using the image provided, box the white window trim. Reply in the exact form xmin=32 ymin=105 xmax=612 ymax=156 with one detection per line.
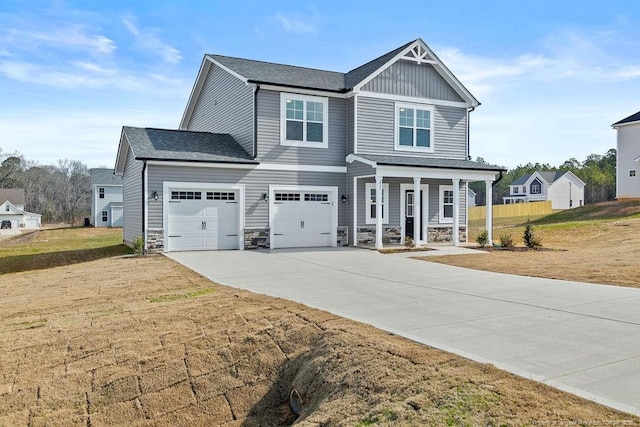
xmin=394 ymin=102 xmax=435 ymax=153
xmin=280 ymin=92 xmax=329 ymax=148
xmin=439 ymin=185 xmax=454 ymax=224
xmin=365 ymin=182 xmax=389 ymax=225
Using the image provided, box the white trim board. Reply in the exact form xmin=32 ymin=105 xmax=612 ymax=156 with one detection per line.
xmin=146 ymin=160 xmax=347 ymax=174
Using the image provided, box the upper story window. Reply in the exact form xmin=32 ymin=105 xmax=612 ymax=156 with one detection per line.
xmin=280 ymin=93 xmax=328 ymax=148
xmin=530 ymin=179 xmax=542 ymax=194
xmin=513 ymin=187 xmax=519 ymax=194
xmin=5 ymin=204 xmax=9 ymax=212
xmin=395 ymin=103 xmax=434 ymax=152
xmin=365 ymin=183 xmax=389 ymax=225
xmin=99 ymin=187 xmax=105 ymax=199
xmin=630 ymin=170 xmax=637 ymax=178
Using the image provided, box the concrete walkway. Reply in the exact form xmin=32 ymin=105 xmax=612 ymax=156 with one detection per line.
xmin=168 ymin=247 xmax=640 ymax=415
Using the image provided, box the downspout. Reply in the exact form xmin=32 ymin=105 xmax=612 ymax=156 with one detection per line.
xmin=253 ymin=84 xmax=260 ymax=159
xmin=492 ymin=170 xmax=504 ymax=187
xmin=141 ymin=160 xmax=147 ymax=251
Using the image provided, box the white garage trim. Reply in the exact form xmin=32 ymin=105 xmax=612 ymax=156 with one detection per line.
xmin=269 ymin=185 xmax=338 ymax=249
xmin=163 ymin=181 xmax=245 ymax=251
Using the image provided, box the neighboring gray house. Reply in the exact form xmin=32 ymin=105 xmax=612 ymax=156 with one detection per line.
xmin=612 ymin=111 xmax=640 ymax=199
xmin=503 ymin=171 xmax=585 ymax=209
xmin=90 ymin=168 xmax=123 ymax=227
xmin=0 ymin=188 xmax=41 ymax=229
xmin=114 ymin=39 xmax=504 ymax=252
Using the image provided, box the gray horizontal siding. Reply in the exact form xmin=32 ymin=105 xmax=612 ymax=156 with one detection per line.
xmin=147 ymin=165 xmax=347 ymax=229
xmin=186 ymin=65 xmax=254 ymax=155
xmin=94 ymin=187 xmax=122 ymax=226
xmin=362 ymin=61 xmax=464 ymax=102
xmin=256 ymin=90 xmax=347 ymax=166
xmin=346 ymin=97 xmax=354 ymax=156
xmin=356 ymin=96 xmax=467 ymax=160
xmin=122 ymin=148 xmax=143 ymax=245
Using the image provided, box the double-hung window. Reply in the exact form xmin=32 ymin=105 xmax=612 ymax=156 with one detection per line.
xmin=99 ymin=187 xmax=105 ymax=199
xmin=365 ymin=183 xmax=389 ymax=225
xmin=101 ymin=211 xmax=108 ymax=222
xmin=439 ymin=185 xmax=454 ymax=223
xmin=395 ymin=103 xmax=434 ymax=152
xmin=280 ymin=93 xmax=328 ymax=148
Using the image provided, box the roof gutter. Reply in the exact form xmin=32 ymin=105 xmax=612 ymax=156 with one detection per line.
xmin=246 ymin=79 xmax=348 ymax=94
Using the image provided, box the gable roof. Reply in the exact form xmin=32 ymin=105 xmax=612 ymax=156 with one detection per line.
xmin=612 ymin=111 xmax=640 ymax=127
xmin=116 ymin=127 xmax=256 ymax=172
xmin=90 ymin=168 xmax=123 ymax=186
xmin=512 ymin=170 xmax=584 ymax=186
xmin=182 ymin=39 xmax=478 ymax=128
xmin=0 ymin=188 xmax=26 ymax=205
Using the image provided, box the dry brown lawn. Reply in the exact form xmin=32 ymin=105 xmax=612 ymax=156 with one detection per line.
xmin=425 ymin=215 xmax=640 ymax=288
xmin=1 ymin=250 xmax=638 ymax=425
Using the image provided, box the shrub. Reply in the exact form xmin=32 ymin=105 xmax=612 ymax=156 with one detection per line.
xmin=499 ymin=233 xmax=514 ymax=249
xmin=523 ymin=222 xmax=542 ymax=249
xmin=476 ymin=230 xmax=489 ymax=247
xmin=133 ymin=235 xmax=145 ymax=256
xmin=404 ymin=236 xmax=415 ymax=249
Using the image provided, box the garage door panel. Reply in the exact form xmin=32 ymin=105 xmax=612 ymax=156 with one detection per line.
xmin=168 ymin=190 xmax=239 ymax=251
xmin=272 ymin=192 xmax=334 ymax=249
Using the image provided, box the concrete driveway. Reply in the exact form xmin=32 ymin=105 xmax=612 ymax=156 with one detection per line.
xmin=168 ymin=247 xmax=640 ymax=415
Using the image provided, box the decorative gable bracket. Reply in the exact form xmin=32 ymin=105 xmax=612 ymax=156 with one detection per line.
xmin=402 ymin=44 xmax=435 ymax=65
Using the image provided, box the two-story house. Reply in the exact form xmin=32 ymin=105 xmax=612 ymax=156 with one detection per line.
xmin=612 ymin=111 xmax=640 ymax=199
xmin=0 ymin=188 xmax=41 ymax=229
xmin=90 ymin=168 xmax=123 ymax=227
xmin=114 ymin=39 xmax=504 ymax=252
xmin=503 ymin=171 xmax=585 ymax=209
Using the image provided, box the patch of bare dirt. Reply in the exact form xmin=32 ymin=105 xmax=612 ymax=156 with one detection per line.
xmin=0 ymin=256 xmax=637 ymax=426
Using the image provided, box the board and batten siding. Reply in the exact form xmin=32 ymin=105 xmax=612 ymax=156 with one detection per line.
xmin=356 ymin=96 xmax=467 ymax=160
xmin=184 ymin=64 xmax=254 ymax=155
xmin=122 ymin=148 xmax=143 ymax=246
xmin=146 ymin=165 xmax=347 ymax=229
xmin=362 ymin=61 xmax=464 ymax=102
xmin=346 ymin=97 xmax=354 ymax=156
xmin=256 ymin=90 xmax=347 ymax=166
xmin=355 ymin=178 xmax=466 ymax=228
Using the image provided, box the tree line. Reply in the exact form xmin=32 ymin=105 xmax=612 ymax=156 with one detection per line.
xmin=0 ymin=148 xmax=91 ymax=224
xmin=470 ymin=149 xmax=617 ymax=206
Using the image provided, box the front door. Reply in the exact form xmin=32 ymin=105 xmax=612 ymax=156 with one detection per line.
xmin=405 ymin=190 xmax=423 ymax=240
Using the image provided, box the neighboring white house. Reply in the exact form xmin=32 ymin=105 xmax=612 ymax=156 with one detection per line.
xmin=90 ymin=168 xmax=123 ymax=227
xmin=503 ymin=171 xmax=585 ymax=210
xmin=0 ymin=188 xmax=41 ymax=230
xmin=612 ymin=111 xmax=640 ymax=199
xmin=467 ymin=188 xmax=476 ymax=207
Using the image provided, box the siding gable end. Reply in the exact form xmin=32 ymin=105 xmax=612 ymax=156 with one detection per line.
xmin=362 ymin=61 xmax=464 ymax=102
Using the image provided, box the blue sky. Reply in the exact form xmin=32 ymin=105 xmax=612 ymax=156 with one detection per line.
xmin=1 ymin=0 xmax=639 ymax=169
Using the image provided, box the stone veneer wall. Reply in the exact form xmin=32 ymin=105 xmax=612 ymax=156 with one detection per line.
xmin=147 ymin=228 xmax=164 ymax=254
xmin=356 ymin=227 xmax=402 ymax=246
xmin=427 ymin=226 xmax=467 ymax=243
xmin=244 ymin=228 xmax=269 ymax=249
xmin=337 ymin=226 xmax=348 ymax=246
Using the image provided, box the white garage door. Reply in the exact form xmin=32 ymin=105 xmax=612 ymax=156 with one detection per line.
xmin=272 ymin=191 xmax=333 ymax=249
xmin=168 ymin=190 xmax=239 ymax=251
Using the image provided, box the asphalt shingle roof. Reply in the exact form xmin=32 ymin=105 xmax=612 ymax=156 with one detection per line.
xmin=123 ymin=127 xmax=256 ymax=164
xmin=512 ymin=171 xmax=568 ymax=186
xmin=90 ymin=168 xmax=123 ymax=186
xmin=0 ymin=188 xmax=25 ymax=205
xmin=355 ymin=154 xmax=505 ymax=171
xmin=209 ymin=39 xmax=417 ymax=92
xmin=612 ymin=111 xmax=640 ymax=126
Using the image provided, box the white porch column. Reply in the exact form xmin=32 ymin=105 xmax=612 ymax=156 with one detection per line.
xmin=452 ymin=179 xmax=460 ymax=246
xmin=413 ymin=177 xmax=421 ymax=245
xmin=485 ymin=180 xmax=493 ymax=245
xmin=375 ymin=175 xmax=383 ymax=250
xmin=352 ymin=177 xmax=358 ymax=247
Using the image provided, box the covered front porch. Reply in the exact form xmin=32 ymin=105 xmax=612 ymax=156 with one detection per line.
xmin=347 ymin=154 xmax=504 ymax=249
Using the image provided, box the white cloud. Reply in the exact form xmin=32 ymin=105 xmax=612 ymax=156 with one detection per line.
xmin=122 ymin=15 xmax=182 ymax=64
xmin=273 ymin=12 xmax=318 ymax=34
xmin=3 ymin=26 xmax=116 ymax=55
